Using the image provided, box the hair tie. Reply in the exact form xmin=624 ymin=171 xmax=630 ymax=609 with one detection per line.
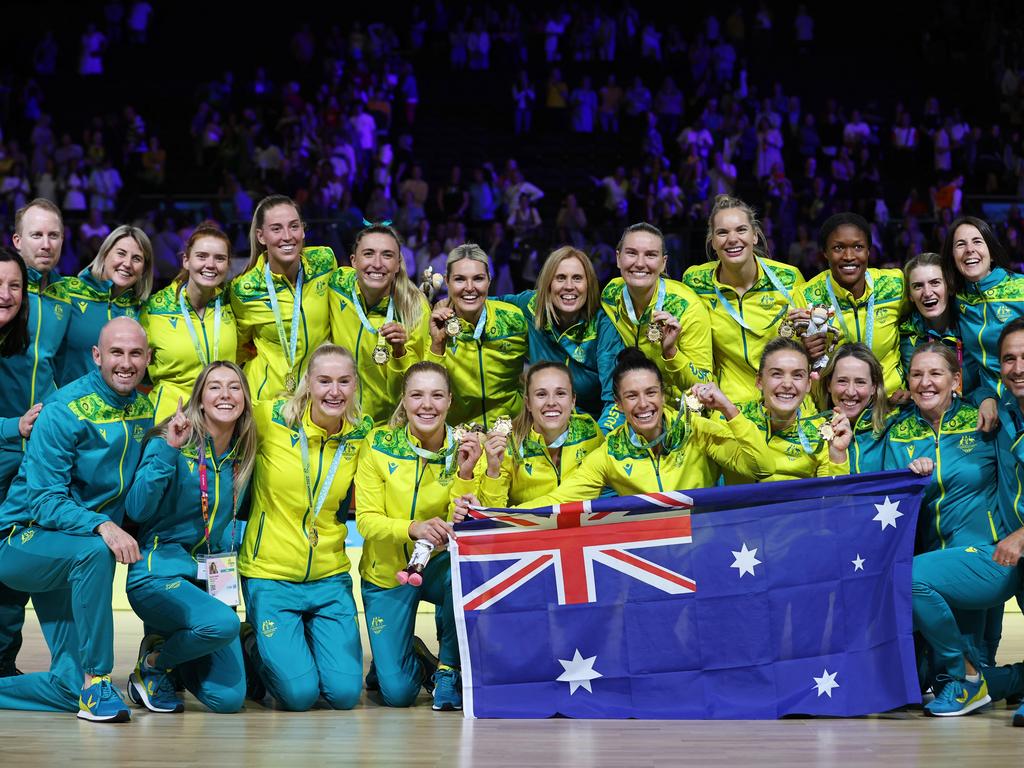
xmin=362 ymin=218 xmax=393 ymax=228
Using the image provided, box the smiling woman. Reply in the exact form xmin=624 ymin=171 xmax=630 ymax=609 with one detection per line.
xmin=55 ymin=225 xmax=154 ymax=386
xmin=142 ymin=223 xmax=240 ymax=422
xmin=426 ymin=243 xmax=528 ymax=429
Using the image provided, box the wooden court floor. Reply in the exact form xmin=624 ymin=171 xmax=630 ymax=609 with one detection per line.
xmin=4 ymin=607 xmax=1024 ymax=766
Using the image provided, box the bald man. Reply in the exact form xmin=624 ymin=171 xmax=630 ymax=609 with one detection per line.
xmin=0 ymin=317 xmax=154 ymax=722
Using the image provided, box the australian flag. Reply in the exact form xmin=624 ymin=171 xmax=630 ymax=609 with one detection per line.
xmin=451 ymin=471 xmax=927 ymax=719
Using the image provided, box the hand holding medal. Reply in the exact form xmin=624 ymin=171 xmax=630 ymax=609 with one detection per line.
xmin=650 ymin=310 xmax=681 ymax=359
xmin=688 ymin=382 xmax=740 ymax=420
xmin=823 ymin=412 xmax=852 ymax=460
xmin=375 ymin=322 xmax=408 ymax=365
xmin=428 ymin=304 xmax=457 ymax=354
xmin=456 ymin=425 xmax=484 ymax=480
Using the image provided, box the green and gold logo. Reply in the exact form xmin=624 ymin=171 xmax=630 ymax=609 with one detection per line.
xmin=261 ymin=620 xmax=277 ymax=638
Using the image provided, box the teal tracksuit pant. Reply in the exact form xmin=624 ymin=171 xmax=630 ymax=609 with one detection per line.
xmin=912 ymin=544 xmax=1022 ymax=680
xmin=0 ymin=529 xmax=115 ymax=712
xmin=127 ymin=576 xmax=245 ymax=714
xmin=360 ymin=552 xmax=459 ymax=708
xmin=242 ymin=573 xmax=362 ymax=712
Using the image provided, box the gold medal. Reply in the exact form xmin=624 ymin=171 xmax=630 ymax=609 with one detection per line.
xmin=646 ymin=321 xmax=664 ymax=343
xmin=779 ymin=321 xmax=795 ymax=339
xmin=285 ymin=373 xmax=297 ymax=393
xmin=372 ymin=343 xmax=390 ymax=365
xmin=684 ymin=391 xmax=704 ymax=413
xmin=819 ymin=423 xmax=836 ymax=442
xmin=445 ymin=316 xmax=462 ymax=337
xmin=491 ymin=415 xmax=513 ymax=437
xmin=308 ymin=523 xmax=319 ymax=548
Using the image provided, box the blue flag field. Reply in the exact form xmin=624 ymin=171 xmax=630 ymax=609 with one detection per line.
xmin=450 ymin=471 xmax=928 ymax=719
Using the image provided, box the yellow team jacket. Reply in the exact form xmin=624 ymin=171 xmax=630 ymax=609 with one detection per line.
xmin=327 ymin=266 xmax=431 ymax=425
xmin=600 ymin=277 xmax=713 ymax=404
xmin=355 ymin=425 xmax=461 ymax=589
xmin=141 ymin=281 xmax=239 ymax=422
xmin=516 ymin=407 xmax=769 ymax=507
xmin=451 ymin=413 xmax=606 ymax=507
xmin=239 ymin=399 xmax=372 ymax=583
xmin=229 ymin=247 xmax=334 ymax=401
xmin=795 ymin=268 xmax=909 ymax=396
xmin=426 ymin=298 xmax=529 ymax=430
xmin=728 ymin=401 xmax=850 ymax=483
xmin=682 ymin=258 xmax=805 ymax=404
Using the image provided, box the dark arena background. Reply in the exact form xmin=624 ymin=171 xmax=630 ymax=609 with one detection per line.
xmin=3 ymin=0 xmax=1024 ymax=764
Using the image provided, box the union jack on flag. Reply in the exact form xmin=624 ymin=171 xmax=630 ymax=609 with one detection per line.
xmin=454 ymin=491 xmax=697 ymax=609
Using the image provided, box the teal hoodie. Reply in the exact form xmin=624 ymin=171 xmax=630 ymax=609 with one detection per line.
xmin=125 ymin=436 xmax=248 ymax=586
xmin=845 ymin=407 xmax=897 ymax=475
xmin=882 ymin=398 xmax=999 ymax=552
xmin=56 ymin=267 xmax=141 ymax=387
xmin=957 ymin=267 xmax=1024 ymax=396
xmin=0 ymin=266 xmax=70 ymax=491
xmin=498 ymin=290 xmax=624 ymax=431
xmin=0 ymin=368 xmax=153 ymax=534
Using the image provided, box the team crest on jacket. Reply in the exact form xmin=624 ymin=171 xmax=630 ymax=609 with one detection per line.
xmin=54 ymin=304 xmax=64 ymax=319
xmin=759 ymin=293 xmax=775 ymax=308
xmin=370 ymin=616 xmax=386 ymax=634
xmin=133 ymin=425 xmax=145 ymax=441
xmin=958 ymin=435 xmax=977 ymax=454
xmin=997 ymin=305 xmax=1014 ymax=322
xmin=19 ymin=528 xmax=34 ymax=544
xmin=261 ymin=620 xmax=277 ymax=638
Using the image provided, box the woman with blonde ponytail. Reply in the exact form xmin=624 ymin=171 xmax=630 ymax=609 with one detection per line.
xmin=229 ymin=195 xmax=335 ymax=401
xmin=237 ymin=343 xmax=372 ymax=712
xmin=328 ymin=223 xmax=431 ymax=425
xmin=450 ymin=361 xmax=604 ymax=507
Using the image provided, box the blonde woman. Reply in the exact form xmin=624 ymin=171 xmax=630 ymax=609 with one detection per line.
xmin=328 ymin=223 xmax=430 ymax=425
xmin=123 ymin=362 xmax=257 ymax=714
xmin=56 ymin=224 xmax=154 ymax=385
xmin=239 ymin=344 xmax=372 ymax=711
xmin=496 ymin=247 xmax=624 ymax=429
xmin=427 ymin=243 xmax=529 ymax=429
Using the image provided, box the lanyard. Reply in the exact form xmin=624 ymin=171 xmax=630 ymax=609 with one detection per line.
xmin=407 ymin=425 xmax=457 ymax=474
xmin=264 ymin=261 xmax=304 ymax=371
xmin=350 ymin=285 xmax=394 ymax=335
xmin=825 ymin=272 xmax=874 ymax=349
xmin=450 ymin=304 xmax=488 ymax=352
xmin=198 ymin=439 xmax=238 ymax=555
xmin=178 ymin=288 xmax=221 ymax=366
xmin=298 ymin=426 xmax=347 ymax=524
xmin=622 ymin=277 xmax=666 ymax=331
xmin=519 ymin=427 xmax=569 ymax=458
xmin=628 ymin=418 xmax=667 ymax=451
xmin=712 ymin=258 xmax=793 ymax=331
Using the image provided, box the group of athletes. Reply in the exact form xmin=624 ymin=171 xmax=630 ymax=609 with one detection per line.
xmin=0 ymin=190 xmax=1023 ymax=723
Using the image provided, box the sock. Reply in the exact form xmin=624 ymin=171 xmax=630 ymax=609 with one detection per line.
xmin=966 ymin=672 xmax=980 ymax=684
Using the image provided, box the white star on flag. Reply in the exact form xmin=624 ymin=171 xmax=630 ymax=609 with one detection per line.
xmin=852 ymin=554 xmax=865 ymax=572
xmin=872 ymin=496 xmax=903 ymax=530
xmin=730 ymin=543 xmax=761 ymax=577
xmin=813 ymin=668 xmax=840 ymax=698
xmin=556 ymin=649 xmax=603 ymax=695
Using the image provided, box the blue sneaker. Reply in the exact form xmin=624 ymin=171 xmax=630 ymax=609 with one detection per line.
xmin=77 ymin=675 xmax=131 ymax=722
xmin=128 ymin=655 xmax=184 ymax=714
xmin=431 ymin=666 xmax=462 ymax=712
xmin=1014 ymin=699 xmax=1024 ymax=726
xmin=925 ymin=674 xmax=991 ymax=717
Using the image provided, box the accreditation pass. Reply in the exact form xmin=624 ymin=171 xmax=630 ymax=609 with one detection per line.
xmin=197 ymin=553 xmax=240 ymax=606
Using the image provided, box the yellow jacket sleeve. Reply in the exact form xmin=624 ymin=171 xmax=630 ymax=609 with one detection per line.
xmin=355 ymin=442 xmax=412 ymax=546
xmin=689 ymin=412 xmax=773 ymax=481
xmin=513 ymin=447 xmax=610 ymax=509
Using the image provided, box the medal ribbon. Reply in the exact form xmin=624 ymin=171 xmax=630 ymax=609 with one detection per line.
xmin=825 ymin=271 xmax=874 ymax=349
xmin=178 ymin=287 xmax=221 ymax=366
xmin=519 ymin=426 xmax=569 ymax=458
xmin=350 ymin=284 xmax=395 ymax=335
xmin=197 ymin=438 xmax=238 ymax=556
xmin=264 ymin=261 xmax=305 ymax=374
xmin=450 ymin=304 xmax=488 ymax=353
xmin=712 ymin=258 xmax=793 ymax=332
xmin=298 ymin=426 xmax=347 ymax=529
xmin=407 ymin=425 xmax=457 ymax=474
xmin=622 ymin=277 xmax=666 ymax=335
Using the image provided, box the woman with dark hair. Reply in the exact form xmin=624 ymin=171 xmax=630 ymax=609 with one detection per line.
xmin=142 ymin=223 xmax=239 ymax=421
xmin=56 ymin=224 xmax=154 ymax=385
xmin=0 ymin=247 xmax=39 ymax=453
xmin=230 ymin=195 xmax=335 ymax=400
xmin=941 ymin=215 xmax=1024 ymax=395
